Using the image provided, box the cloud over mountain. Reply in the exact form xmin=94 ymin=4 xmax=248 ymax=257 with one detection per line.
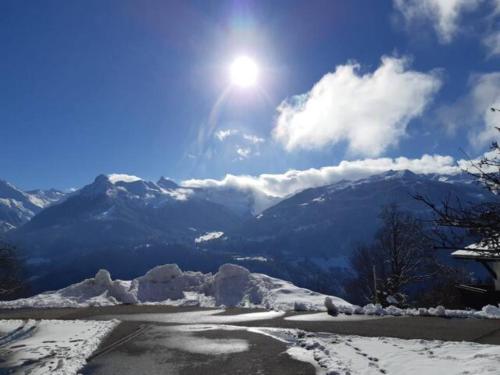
xmin=183 ymin=154 xmax=460 ymax=211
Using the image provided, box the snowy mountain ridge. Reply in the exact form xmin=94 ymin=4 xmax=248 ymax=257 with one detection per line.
xmin=0 ymin=179 xmax=67 ymax=232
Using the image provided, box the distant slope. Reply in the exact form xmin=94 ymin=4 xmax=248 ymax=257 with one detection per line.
xmin=235 ymin=170 xmax=488 ymax=258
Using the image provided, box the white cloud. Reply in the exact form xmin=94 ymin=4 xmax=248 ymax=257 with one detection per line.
xmin=469 ymin=73 xmax=500 ymax=147
xmin=438 ymin=72 xmax=500 ymax=148
xmin=273 ymin=56 xmax=441 ymax=157
xmin=243 ymin=134 xmax=265 ymax=144
xmin=183 ymin=154 xmax=461 ymax=212
xmin=483 ymin=30 xmax=500 ymax=57
xmin=214 ymin=130 xmax=264 ymax=145
xmin=215 ymin=129 xmax=238 ymax=141
xmin=393 ymin=0 xmax=483 ymax=43
xmin=108 ymin=174 xmax=142 ymax=184
xmin=481 ymin=0 xmax=500 ymax=57
xmin=488 ymin=0 xmax=500 ymax=15
xmin=236 ymin=146 xmax=252 ymax=159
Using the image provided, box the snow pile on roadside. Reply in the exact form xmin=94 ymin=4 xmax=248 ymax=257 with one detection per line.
xmin=0 ymin=263 xmax=351 ymax=311
xmin=247 ymin=327 xmax=500 ymax=375
xmin=0 ymin=319 xmax=117 ymax=375
xmin=330 ymin=301 xmax=500 ymax=319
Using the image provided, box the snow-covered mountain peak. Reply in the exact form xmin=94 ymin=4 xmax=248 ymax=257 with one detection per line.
xmin=79 ymin=174 xmax=114 ymax=197
xmin=26 ymin=188 xmax=67 ymax=208
xmin=0 ymin=180 xmax=66 ymax=232
xmin=157 ymin=176 xmax=179 ymax=190
xmin=0 ymin=179 xmax=30 ymax=203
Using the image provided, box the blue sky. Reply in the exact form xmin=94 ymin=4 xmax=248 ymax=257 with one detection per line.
xmin=1 ymin=0 xmax=499 ymax=191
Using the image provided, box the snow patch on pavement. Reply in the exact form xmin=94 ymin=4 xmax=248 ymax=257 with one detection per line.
xmin=99 ymin=309 xmax=285 ymax=324
xmin=285 ymin=312 xmax=384 ymax=322
xmin=160 ymin=333 xmax=249 ymax=355
xmin=0 ymin=319 xmax=118 ymax=375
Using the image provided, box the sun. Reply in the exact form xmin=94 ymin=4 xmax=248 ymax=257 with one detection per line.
xmin=229 ymin=56 xmax=259 ymax=88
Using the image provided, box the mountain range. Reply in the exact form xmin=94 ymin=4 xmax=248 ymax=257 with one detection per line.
xmin=0 ymin=170 xmax=490 ymax=295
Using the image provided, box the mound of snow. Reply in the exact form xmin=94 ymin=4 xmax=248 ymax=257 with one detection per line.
xmin=334 ymin=302 xmax=500 ymax=320
xmin=0 ymin=264 xmax=351 ymax=311
xmin=134 ymin=264 xmax=210 ymax=302
xmin=214 ymin=263 xmax=258 ymax=307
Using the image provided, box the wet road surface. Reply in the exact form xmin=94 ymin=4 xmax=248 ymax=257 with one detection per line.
xmin=1 ymin=305 xmax=500 ymax=374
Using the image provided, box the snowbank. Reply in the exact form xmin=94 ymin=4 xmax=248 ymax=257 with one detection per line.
xmin=247 ymin=327 xmax=500 ymax=375
xmin=328 ymin=302 xmax=500 ymax=320
xmin=0 ymin=319 xmax=117 ymax=375
xmin=0 ymin=263 xmax=351 ymax=311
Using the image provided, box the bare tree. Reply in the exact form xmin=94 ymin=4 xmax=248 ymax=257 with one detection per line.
xmin=347 ymin=204 xmax=436 ymax=306
xmin=415 ymin=126 xmax=500 ymax=254
xmin=0 ymin=243 xmax=25 ymax=299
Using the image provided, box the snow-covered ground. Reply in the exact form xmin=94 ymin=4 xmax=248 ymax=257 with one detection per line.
xmin=165 ymin=324 xmax=500 ymax=375
xmin=1 ymin=263 xmax=499 ymax=319
xmin=257 ymin=328 xmax=500 ymax=375
xmin=0 ymin=263 xmax=351 ymax=311
xmin=0 ymin=319 xmax=117 ymax=375
xmin=194 ymin=231 xmax=224 ymax=243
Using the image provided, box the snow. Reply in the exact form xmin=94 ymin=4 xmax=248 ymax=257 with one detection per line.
xmin=285 ymin=312 xmax=383 ymax=322
xmin=0 ymin=319 xmax=117 ymax=375
xmin=2 ymin=262 xmax=499 ymax=319
xmin=312 ymin=196 xmax=325 ymax=203
xmin=317 ymin=302 xmax=500 ymax=320
xmin=194 ymin=231 xmax=224 ymax=243
xmin=158 ymin=331 xmax=249 ymax=355
xmin=351 ymin=303 xmax=500 ymax=319
xmin=141 ymin=324 xmax=500 ymax=375
xmin=452 ymin=242 xmax=500 ymax=259
xmin=0 ymin=263 xmax=351 ymax=311
xmin=100 ymin=309 xmax=285 ymax=324
xmin=234 ymin=256 xmax=268 ymax=262
xmin=251 ymin=328 xmax=500 ymax=375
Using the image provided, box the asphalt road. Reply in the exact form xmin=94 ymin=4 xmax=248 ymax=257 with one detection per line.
xmin=1 ymin=305 xmax=499 ymax=344
xmin=81 ymin=322 xmax=315 ymax=375
xmin=1 ymin=306 xmax=500 ymax=375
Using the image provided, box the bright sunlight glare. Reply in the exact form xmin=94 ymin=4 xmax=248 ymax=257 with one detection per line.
xmin=230 ymin=56 xmax=258 ymax=88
